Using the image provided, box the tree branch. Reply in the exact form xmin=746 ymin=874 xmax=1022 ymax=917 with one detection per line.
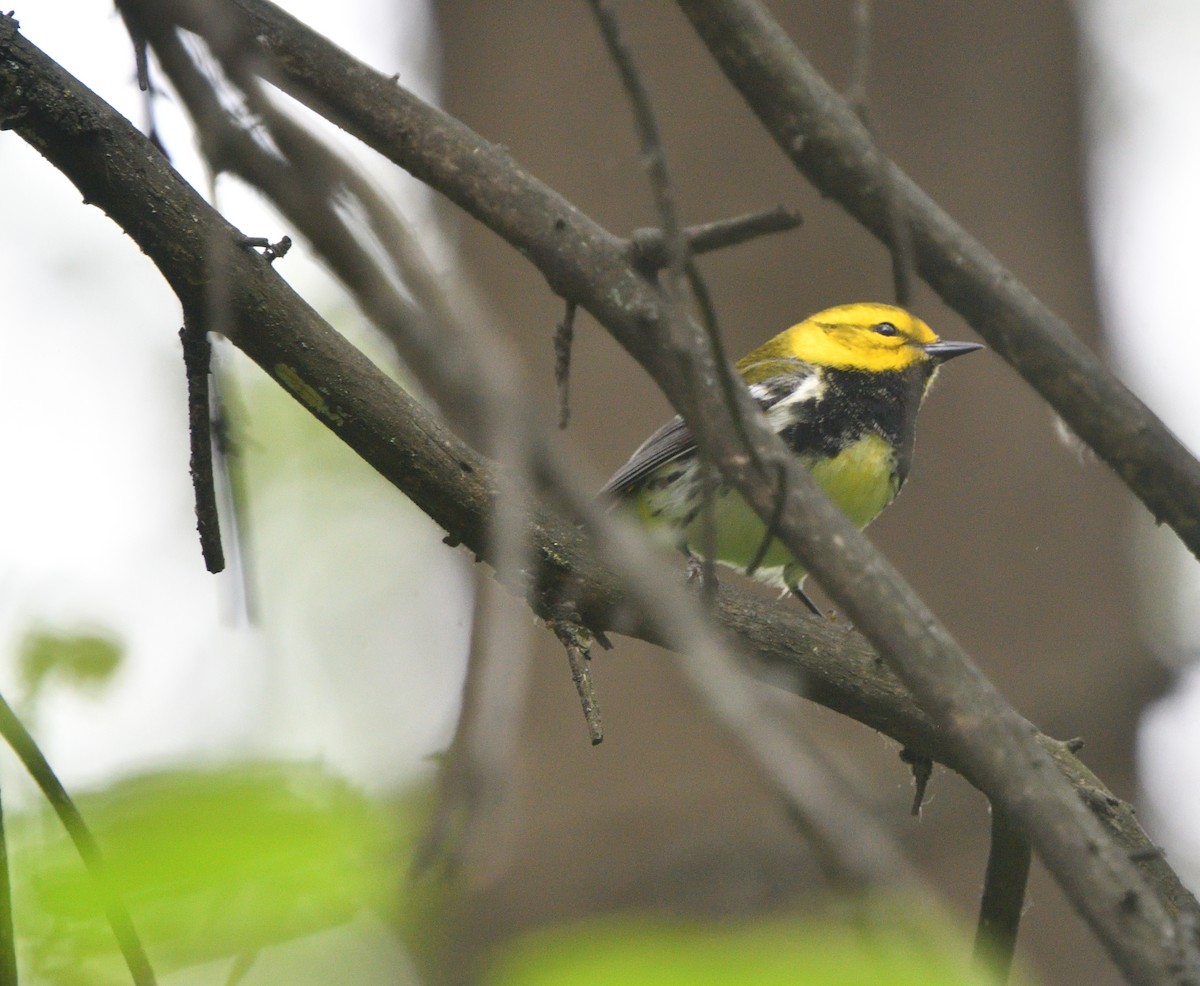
xmin=628 ymin=205 xmax=803 ymax=271
xmin=974 ymin=802 xmax=1032 ymax=982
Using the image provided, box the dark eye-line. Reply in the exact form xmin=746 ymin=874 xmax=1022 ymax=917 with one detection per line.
xmin=872 ymin=322 xmax=899 ymax=337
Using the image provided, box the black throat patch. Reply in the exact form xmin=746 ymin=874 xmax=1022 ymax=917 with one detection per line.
xmin=778 ymin=365 xmax=933 ymax=483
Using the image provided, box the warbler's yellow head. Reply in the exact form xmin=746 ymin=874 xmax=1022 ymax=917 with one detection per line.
xmin=740 ymin=302 xmax=979 ymax=375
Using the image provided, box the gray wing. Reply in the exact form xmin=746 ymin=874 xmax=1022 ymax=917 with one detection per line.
xmin=601 ymin=415 xmax=694 ymax=497
xmin=601 ymin=358 xmax=819 ymax=498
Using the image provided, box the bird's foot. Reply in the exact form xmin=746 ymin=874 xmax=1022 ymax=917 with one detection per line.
xmin=789 ymin=584 xmax=823 ymax=616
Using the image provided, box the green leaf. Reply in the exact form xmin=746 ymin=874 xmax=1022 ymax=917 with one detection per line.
xmin=17 ymin=628 xmax=123 ymax=697
xmin=11 ymin=762 xmax=403 ymax=984
xmin=485 ymin=912 xmax=1001 ymax=986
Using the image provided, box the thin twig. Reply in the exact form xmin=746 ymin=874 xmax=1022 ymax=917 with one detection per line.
xmin=0 ymin=692 xmax=156 ymax=986
xmin=180 ymin=317 xmax=225 ymax=573
xmin=550 ymin=621 xmax=604 ymax=745
xmin=745 ymin=462 xmax=786 ymax=578
xmin=585 ymin=0 xmax=709 ymax=437
xmin=841 ymin=0 xmax=914 ymax=308
xmin=883 ymin=168 xmax=916 ymax=308
xmin=554 ymin=300 xmax=576 ymax=430
xmin=588 ymin=0 xmax=744 ymax=605
xmin=236 ymin=234 xmax=292 ymax=263
xmin=411 ymin=576 xmax=532 ymax=885
xmin=682 ymin=243 xmax=772 ymax=576
xmin=846 ymin=0 xmax=871 ymax=114
xmin=629 ymin=205 xmax=802 ymax=270
xmin=410 ymin=591 xmax=492 ymax=880
xmin=681 ymin=252 xmax=771 ymax=496
xmin=586 ymin=0 xmax=687 ymax=285
xmin=899 ymin=747 xmax=933 ymax=817
xmin=973 ymin=802 xmax=1032 ymax=983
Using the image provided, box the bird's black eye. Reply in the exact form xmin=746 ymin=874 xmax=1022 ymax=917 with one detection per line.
xmin=872 ymin=322 xmax=899 ymax=337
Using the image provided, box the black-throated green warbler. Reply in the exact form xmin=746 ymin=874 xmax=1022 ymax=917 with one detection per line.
xmin=602 ymin=302 xmax=981 ymax=609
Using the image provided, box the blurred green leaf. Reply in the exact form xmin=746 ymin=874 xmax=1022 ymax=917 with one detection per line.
xmin=11 ymin=762 xmax=409 ymax=985
xmin=17 ymin=628 xmax=122 ymax=697
xmin=485 ymin=912 xmax=1000 ymax=986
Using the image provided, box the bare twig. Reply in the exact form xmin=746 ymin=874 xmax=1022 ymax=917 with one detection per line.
xmin=841 ymin=1 xmax=913 ymax=308
xmin=586 ymin=0 xmax=688 ymax=288
xmin=882 ymin=168 xmax=916 ymax=308
xmin=846 ymin=0 xmax=872 ymax=115
xmin=554 ymin=300 xmax=576 ymax=430
xmin=974 ymin=802 xmax=1032 ymax=983
xmin=411 ymin=576 xmax=533 ymax=888
xmin=744 ymin=461 xmax=786 ymax=578
xmin=588 ymin=0 xmax=744 ymax=609
xmin=180 ymin=316 xmax=225 ymax=573
xmin=899 ymin=747 xmax=934 ymax=818
xmin=550 ymin=621 xmax=604 ymax=744
xmin=236 ymin=234 xmax=291 ymax=262
xmin=629 ymin=205 xmax=802 ymax=270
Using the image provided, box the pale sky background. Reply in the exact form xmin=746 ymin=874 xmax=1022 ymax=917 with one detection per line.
xmin=2 ymin=0 xmax=1200 ymax=901
xmin=0 ymin=0 xmax=472 ymax=798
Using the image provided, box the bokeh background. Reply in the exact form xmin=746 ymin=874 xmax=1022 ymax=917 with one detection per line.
xmin=439 ymin=0 xmax=1141 ymax=745
xmin=2 ymin=1 xmax=1199 ymax=984
xmin=434 ymin=3 xmax=1188 ymax=985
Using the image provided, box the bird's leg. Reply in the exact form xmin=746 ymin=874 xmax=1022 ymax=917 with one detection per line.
xmin=789 ymin=583 xmax=823 ymax=617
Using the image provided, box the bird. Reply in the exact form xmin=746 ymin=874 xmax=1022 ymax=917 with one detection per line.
xmin=601 ymin=302 xmax=982 ymax=612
